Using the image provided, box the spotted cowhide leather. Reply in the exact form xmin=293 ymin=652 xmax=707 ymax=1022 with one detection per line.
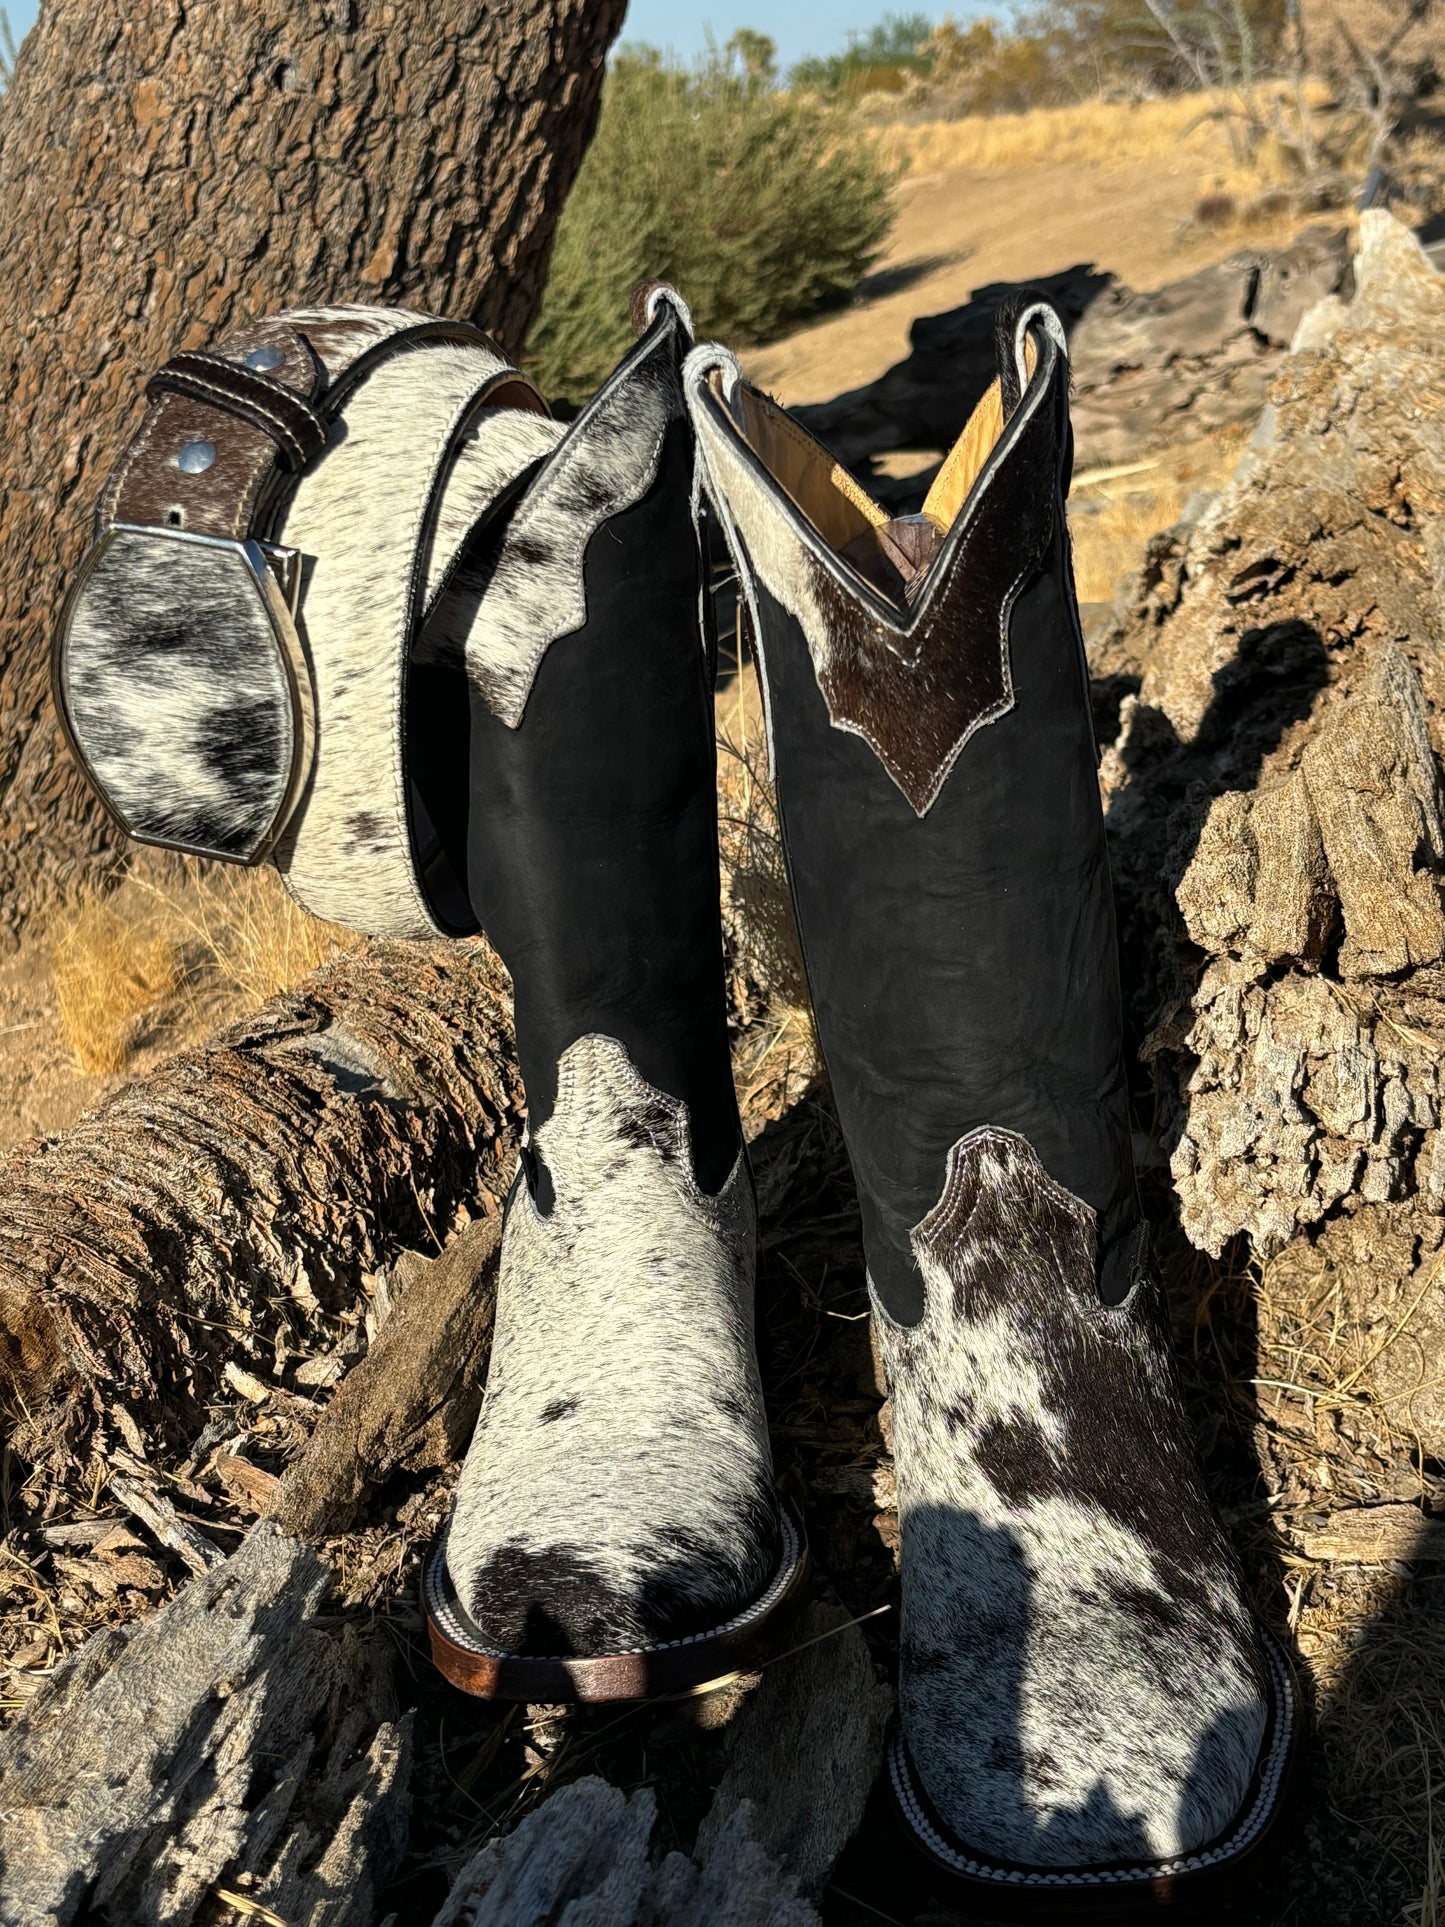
xmin=878 ymin=1127 xmax=1269 ymax=1868
xmin=444 ymin=1034 xmax=781 ymax=1656
xmin=685 ymin=313 xmax=1065 ymax=818
xmin=688 ymin=295 xmax=1283 ymax=1884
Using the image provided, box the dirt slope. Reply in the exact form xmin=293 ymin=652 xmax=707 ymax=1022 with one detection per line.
xmin=746 ymin=151 xmax=1304 ymax=406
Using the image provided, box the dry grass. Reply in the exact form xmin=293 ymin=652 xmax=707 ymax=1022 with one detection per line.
xmin=874 ymin=86 xmax=1324 ymax=182
xmin=50 ymin=864 xmax=361 ymax=1081
xmin=1177 ymin=1199 xmax=1445 ymax=1920
xmin=51 ymin=901 xmax=182 ymax=1076
xmin=139 ymin=863 xmax=363 ymax=1011
xmin=1068 ymin=431 xmax=1248 ymax=604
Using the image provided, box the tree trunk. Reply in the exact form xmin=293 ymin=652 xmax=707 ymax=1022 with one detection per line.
xmin=1095 ymin=206 xmax=1445 ymax=1432
xmin=1092 ymin=219 xmax=1445 ymax=1920
xmin=0 ymin=937 xmax=522 ymax=1488
xmin=0 ymin=0 xmax=625 ymax=939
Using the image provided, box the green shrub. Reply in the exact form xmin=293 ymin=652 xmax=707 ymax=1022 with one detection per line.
xmin=790 ymin=12 xmax=937 ymax=97
xmin=524 ymin=39 xmax=896 ymax=405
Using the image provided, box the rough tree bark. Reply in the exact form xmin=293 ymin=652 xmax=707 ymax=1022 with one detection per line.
xmin=0 ymin=0 xmax=626 ymax=938
xmin=1095 ymin=209 xmax=1445 ymax=1450
xmin=433 ymin=1777 xmax=820 ymax=1927
xmin=271 ymin=1213 xmax=501 ymax=1538
xmin=0 ymin=938 xmax=521 ymax=1487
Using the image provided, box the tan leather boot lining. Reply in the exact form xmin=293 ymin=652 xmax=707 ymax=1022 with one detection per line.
xmin=721 ymin=339 xmax=1035 ymax=593
xmin=922 ymin=378 xmax=1006 ymax=530
xmin=923 ymin=336 xmax=1036 ymax=529
xmin=734 ymin=384 xmax=887 ymax=550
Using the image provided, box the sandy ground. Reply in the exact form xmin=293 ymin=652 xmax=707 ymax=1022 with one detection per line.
xmin=744 ymin=150 xmax=1302 ymax=406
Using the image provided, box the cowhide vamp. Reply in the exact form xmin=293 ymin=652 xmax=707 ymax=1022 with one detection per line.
xmin=877 ymin=1126 xmax=1268 ymax=1868
xmin=445 ymin=1034 xmax=780 ymax=1657
xmin=685 ymin=340 xmax=1061 ymax=817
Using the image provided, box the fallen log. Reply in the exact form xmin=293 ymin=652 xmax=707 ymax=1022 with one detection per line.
xmin=0 ymin=939 xmax=522 ymax=1489
xmin=272 ymin=1215 xmax=502 ymax=1539
xmin=0 ymin=1522 xmax=411 ymax=1927
xmin=695 ymin=1599 xmax=893 ymax=1897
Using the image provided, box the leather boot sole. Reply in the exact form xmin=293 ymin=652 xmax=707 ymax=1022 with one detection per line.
xmin=884 ymin=1631 xmax=1302 ymax=1920
xmin=422 ymin=1505 xmax=810 ymax=1702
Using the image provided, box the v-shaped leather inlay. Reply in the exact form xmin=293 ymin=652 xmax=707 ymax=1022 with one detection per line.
xmin=690 ymin=337 xmax=1062 ymax=817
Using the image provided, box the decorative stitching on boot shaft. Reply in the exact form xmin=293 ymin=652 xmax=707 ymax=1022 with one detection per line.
xmin=686 ymin=331 xmax=1063 ymax=816
xmin=876 ymin=1126 xmax=1269 ymax=1867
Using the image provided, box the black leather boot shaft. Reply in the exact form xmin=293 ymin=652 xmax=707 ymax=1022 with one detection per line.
xmin=690 ymin=308 xmax=1141 ymax=1320
xmin=687 ymin=306 xmax=1293 ymax=1899
xmin=455 ymin=303 xmax=741 ymax=1198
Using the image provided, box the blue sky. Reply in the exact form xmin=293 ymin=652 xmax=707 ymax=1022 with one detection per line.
xmin=619 ymin=2 xmax=965 ymax=72
xmin=3 ymin=3 xmax=973 ymax=74
xmin=2 ymin=0 xmax=35 ymax=49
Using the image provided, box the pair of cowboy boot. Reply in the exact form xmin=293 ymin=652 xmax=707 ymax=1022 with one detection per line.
xmin=56 ymin=284 xmax=1296 ymax=1917
xmin=422 ymin=291 xmax=1296 ymax=1911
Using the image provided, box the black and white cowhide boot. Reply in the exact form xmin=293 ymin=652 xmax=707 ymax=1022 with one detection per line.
xmin=685 ymin=300 xmax=1299 ymax=1913
xmin=421 ymin=287 xmax=807 ymax=1703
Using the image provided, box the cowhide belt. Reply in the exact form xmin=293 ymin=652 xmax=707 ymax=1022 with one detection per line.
xmin=54 ymin=305 xmax=561 ymax=938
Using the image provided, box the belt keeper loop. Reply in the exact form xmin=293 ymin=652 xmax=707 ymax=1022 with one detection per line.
xmin=146 ymin=349 xmax=329 ymax=471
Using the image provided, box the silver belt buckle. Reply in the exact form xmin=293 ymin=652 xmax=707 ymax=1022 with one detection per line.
xmin=54 ymin=523 xmax=316 ymax=865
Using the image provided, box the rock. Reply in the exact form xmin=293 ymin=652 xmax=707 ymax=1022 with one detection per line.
xmin=793 ymin=228 xmax=1354 ymax=489
xmin=1100 ymin=211 xmax=1445 ymax=1261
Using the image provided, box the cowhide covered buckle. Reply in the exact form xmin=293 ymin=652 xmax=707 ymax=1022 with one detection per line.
xmin=55 ymin=522 xmax=312 ymax=865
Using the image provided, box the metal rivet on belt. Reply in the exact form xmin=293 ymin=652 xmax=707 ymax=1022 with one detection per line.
xmin=176 ymin=439 xmax=217 ymax=474
xmin=243 ymin=346 xmax=284 ymax=372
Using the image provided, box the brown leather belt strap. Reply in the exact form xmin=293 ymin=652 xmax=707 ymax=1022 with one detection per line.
xmin=145 ymin=349 xmax=329 ymax=472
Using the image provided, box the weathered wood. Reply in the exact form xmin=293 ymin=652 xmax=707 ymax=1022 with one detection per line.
xmin=695 ymin=1600 xmax=892 ymax=1896
xmin=1295 ymin=1502 xmax=1445 ymax=1566
xmin=272 ymin=1214 xmax=501 ymax=1538
xmin=0 ymin=939 xmax=522 ymax=1486
xmin=0 ymin=1522 xmax=410 ymax=1927
xmin=434 ymin=1776 xmax=819 ymax=1927
xmin=0 ymin=0 xmax=627 ymax=936
xmin=110 ymin=1468 xmax=224 ymax=1576
xmin=1096 ymin=211 xmax=1445 ymax=1265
